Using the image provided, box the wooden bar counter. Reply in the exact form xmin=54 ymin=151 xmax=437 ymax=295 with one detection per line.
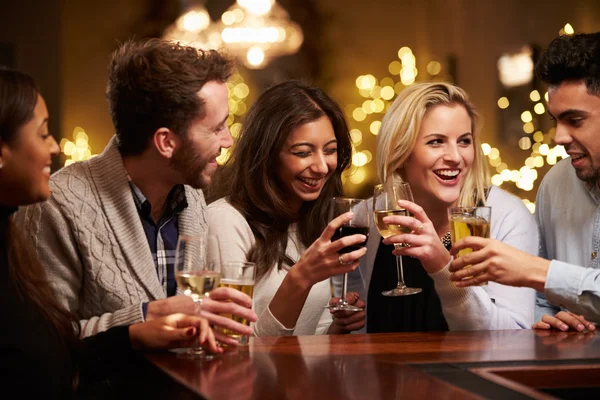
xmin=146 ymin=330 xmax=600 ymax=399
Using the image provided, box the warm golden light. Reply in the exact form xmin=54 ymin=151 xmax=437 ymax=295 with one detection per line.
xmin=246 ymin=46 xmax=265 ymax=67
xmin=563 ymin=23 xmax=574 ymax=35
xmin=481 ymin=143 xmax=491 ymax=155
xmin=370 ymin=121 xmax=381 ymax=135
xmin=427 ymin=61 xmax=441 ymax=75
xmin=534 ymin=103 xmax=545 ymax=114
xmin=529 ymin=90 xmax=541 ymax=102
xmin=497 ymin=97 xmax=509 ymax=109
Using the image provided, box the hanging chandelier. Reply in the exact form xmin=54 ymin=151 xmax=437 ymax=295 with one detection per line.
xmin=162 ymin=1 xmax=222 ymax=50
xmin=162 ymin=0 xmax=303 ymax=69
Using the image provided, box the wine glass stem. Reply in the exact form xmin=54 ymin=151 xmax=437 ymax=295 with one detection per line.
xmin=340 ymin=272 xmax=349 ymax=305
xmin=393 ymin=244 xmax=406 ymax=289
xmin=191 ymin=297 xmax=205 ymax=353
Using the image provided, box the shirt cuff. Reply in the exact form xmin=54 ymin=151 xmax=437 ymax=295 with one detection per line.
xmin=428 ymin=259 xmax=472 ymax=306
xmin=253 ymin=304 xmax=296 ymax=337
xmin=544 ymin=260 xmax=586 ymax=309
xmin=141 ymin=302 xmax=149 ymax=321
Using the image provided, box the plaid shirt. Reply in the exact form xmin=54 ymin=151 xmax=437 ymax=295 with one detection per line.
xmin=129 ymin=180 xmax=188 ymax=299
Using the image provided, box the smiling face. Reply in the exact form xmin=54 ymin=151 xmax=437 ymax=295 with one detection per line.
xmin=548 ymin=80 xmax=600 ymax=185
xmin=171 ymin=80 xmax=232 ymax=189
xmin=403 ymin=103 xmax=474 ymax=208
xmin=276 ymin=116 xmax=338 ymax=212
xmin=0 ymin=95 xmax=60 ymax=206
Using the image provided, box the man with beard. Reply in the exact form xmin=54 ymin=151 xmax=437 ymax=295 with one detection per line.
xmin=15 ymin=39 xmax=257 ymax=340
xmin=448 ymin=32 xmax=600 ymax=332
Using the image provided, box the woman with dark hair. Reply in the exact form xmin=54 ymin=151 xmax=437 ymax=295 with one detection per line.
xmin=207 ymin=80 xmax=366 ymax=336
xmin=0 ymin=67 xmax=220 ymax=398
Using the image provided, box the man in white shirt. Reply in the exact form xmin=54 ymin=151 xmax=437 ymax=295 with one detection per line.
xmin=448 ymin=32 xmax=600 ymax=332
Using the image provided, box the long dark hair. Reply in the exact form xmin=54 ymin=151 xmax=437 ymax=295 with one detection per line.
xmin=0 ymin=67 xmax=79 ymax=352
xmin=209 ymin=80 xmax=352 ymax=280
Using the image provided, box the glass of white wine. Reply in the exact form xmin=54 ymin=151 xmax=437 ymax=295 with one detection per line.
xmin=373 ymin=182 xmax=422 ymax=296
xmin=174 ymin=234 xmax=221 ymax=359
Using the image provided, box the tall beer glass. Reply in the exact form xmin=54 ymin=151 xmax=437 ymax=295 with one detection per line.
xmin=448 ymin=206 xmax=492 ymax=285
xmin=216 ymin=261 xmax=256 ymax=346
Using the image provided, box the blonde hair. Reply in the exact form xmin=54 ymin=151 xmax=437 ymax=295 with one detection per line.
xmin=376 ymin=82 xmax=488 ymax=207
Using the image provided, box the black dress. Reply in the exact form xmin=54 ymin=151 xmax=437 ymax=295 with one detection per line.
xmin=366 ymin=238 xmax=450 ymax=332
xmin=0 ymin=207 xmax=139 ymax=398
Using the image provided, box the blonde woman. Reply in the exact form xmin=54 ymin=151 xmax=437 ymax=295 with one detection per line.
xmin=339 ymin=82 xmax=537 ymax=332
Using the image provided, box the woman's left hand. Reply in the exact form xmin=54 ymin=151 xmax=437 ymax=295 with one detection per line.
xmin=381 ymin=200 xmax=450 ymax=274
xmin=129 ymin=313 xmax=222 ymax=353
xmin=329 ymin=292 xmax=366 ymax=333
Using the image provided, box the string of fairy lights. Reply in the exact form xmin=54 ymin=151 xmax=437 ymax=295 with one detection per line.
xmin=340 ymin=47 xmax=451 ymax=187
xmin=61 ymin=23 xmax=576 ymax=214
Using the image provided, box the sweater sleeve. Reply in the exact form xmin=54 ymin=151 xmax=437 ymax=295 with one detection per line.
xmin=206 ymin=201 xmax=294 ymax=336
xmin=14 ymin=198 xmax=144 ymax=338
xmin=206 ymin=201 xmax=255 ymax=269
xmin=429 ymin=189 xmax=537 ymax=330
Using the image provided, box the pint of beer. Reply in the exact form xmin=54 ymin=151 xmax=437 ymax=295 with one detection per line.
xmin=216 ymin=261 xmax=256 ymax=346
xmin=448 ymin=206 xmax=491 ymax=285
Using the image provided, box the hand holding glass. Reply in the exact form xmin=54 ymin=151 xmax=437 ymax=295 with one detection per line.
xmin=327 ymin=197 xmax=369 ymax=312
xmin=448 ymin=206 xmax=491 ymax=286
xmin=373 ymin=182 xmax=422 ymax=296
xmin=215 ymin=261 xmax=256 ymax=346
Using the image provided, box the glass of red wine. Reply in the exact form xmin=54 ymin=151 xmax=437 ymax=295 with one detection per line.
xmin=327 ymin=197 xmax=370 ymax=312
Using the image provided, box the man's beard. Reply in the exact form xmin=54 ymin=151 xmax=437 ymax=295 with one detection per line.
xmin=170 ymin=139 xmax=210 ymax=189
xmin=574 ymin=163 xmax=600 ymax=186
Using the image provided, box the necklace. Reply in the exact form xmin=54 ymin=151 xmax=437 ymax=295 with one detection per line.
xmin=441 ymin=231 xmax=451 ymax=247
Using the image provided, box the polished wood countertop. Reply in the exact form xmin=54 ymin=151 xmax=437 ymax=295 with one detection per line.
xmin=146 ymin=330 xmax=600 ymax=399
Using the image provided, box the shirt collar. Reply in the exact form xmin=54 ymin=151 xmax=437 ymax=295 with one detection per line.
xmin=583 ymin=180 xmax=600 ymax=205
xmin=127 ymin=176 xmax=188 ymax=218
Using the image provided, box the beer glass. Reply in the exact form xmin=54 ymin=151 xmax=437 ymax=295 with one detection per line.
xmin=174 ymin=234 xmax=221 ymax=358
xmin=373 ymin=182 xmax=422 ymax=296
xmin=216 ymin=261 xmax=256 ymax=346
xmin=448 ymin=206 xmax=492 ymax=285
xmin=327 ymin=197 xmax=369 ymax=312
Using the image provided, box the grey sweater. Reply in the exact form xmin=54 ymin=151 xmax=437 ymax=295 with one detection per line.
xmin=15 ymin=136 xmax=207 ymax=337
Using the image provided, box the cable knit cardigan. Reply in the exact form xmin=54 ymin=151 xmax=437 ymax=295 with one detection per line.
xmin=14 ymin=136 xmax=207 ymax=337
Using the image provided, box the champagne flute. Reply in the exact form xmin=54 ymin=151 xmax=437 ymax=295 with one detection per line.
xmin=373 ymin=182 xmax=422 ymax=296
xmin=174 ymin=234 xmax=221 ymax=359
xmin=327 ymin=197 xmax=369 ymax=312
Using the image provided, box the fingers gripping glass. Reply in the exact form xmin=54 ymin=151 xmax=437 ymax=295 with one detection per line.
xmin=373 ymin=183 xmax=422 ymax=296
xmin=326 ymin=197 xmax=369 ymax=312
xmin=448 ymin=206 xmax=492 ymax=286
xmin=215 ymin=261 xmax=256 ymax=346
xmin=174 ymin=234 xmax=221 ymax=359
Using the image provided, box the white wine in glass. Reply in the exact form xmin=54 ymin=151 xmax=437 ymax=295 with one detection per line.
xmin=373 ymin=183 xmax=422 ymax=296
xmin=174 ymin=234 xmax=220 ymax=358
